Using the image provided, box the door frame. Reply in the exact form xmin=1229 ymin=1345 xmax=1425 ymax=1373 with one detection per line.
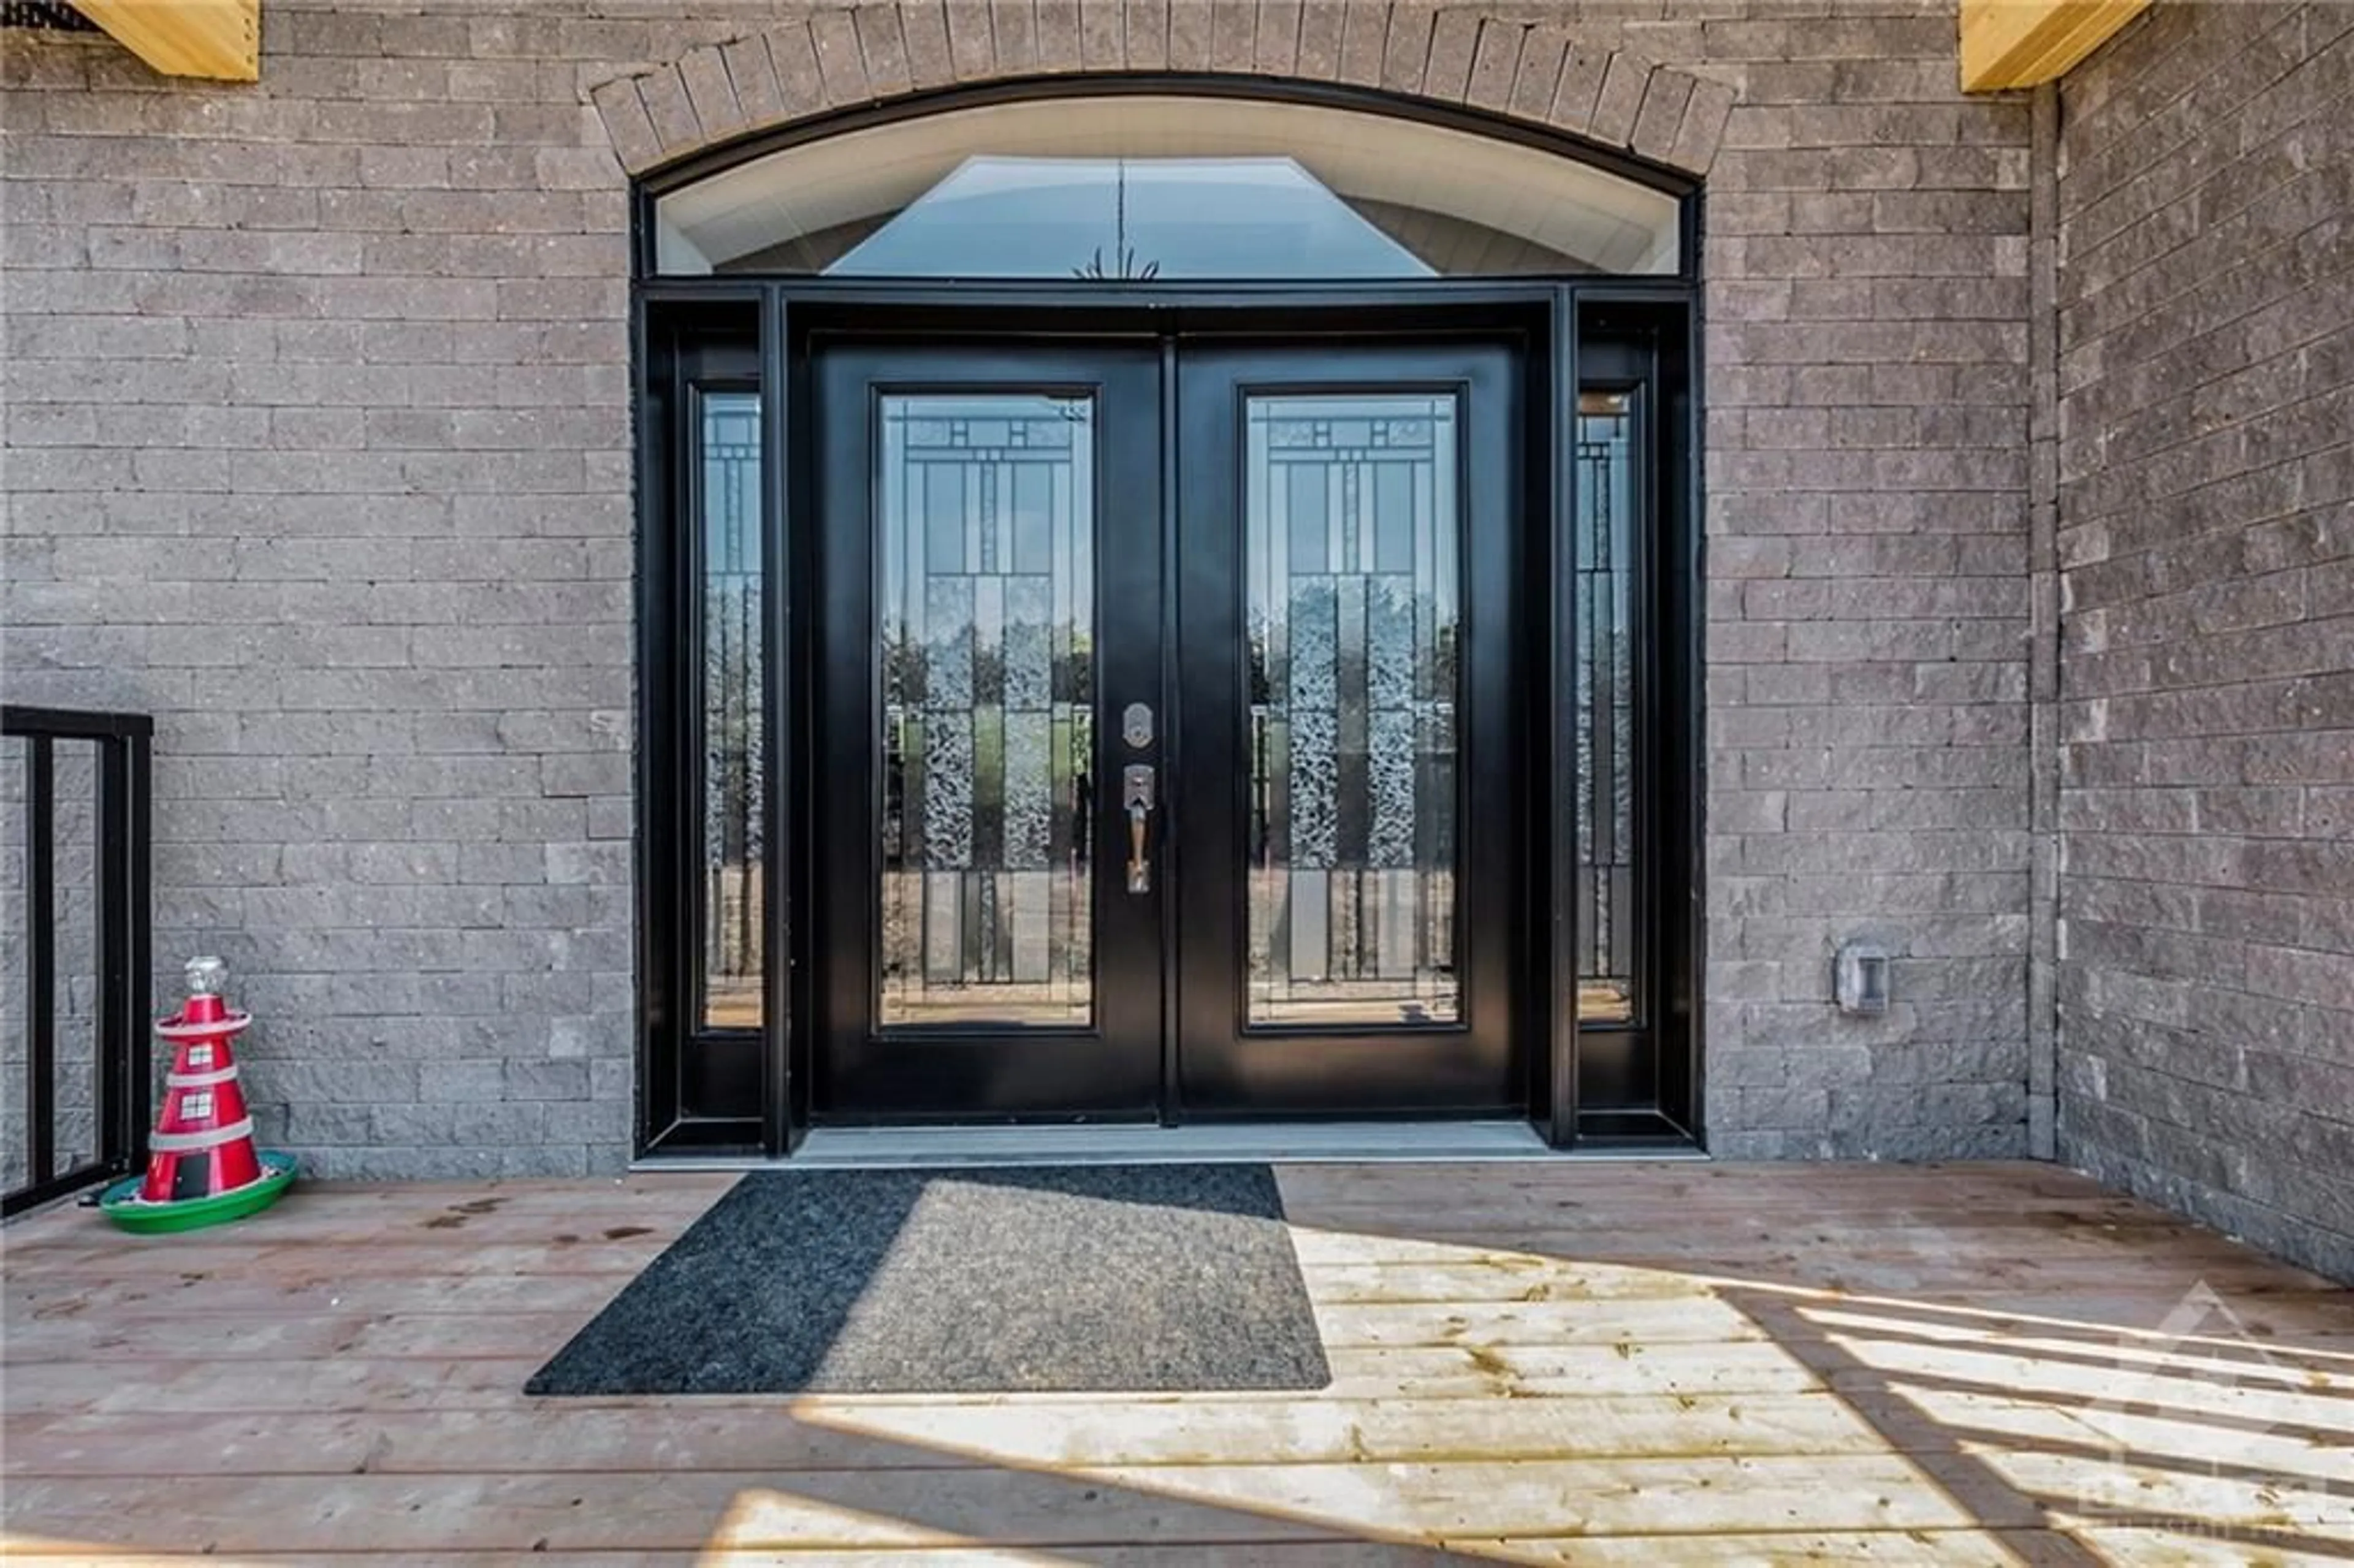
xmin=634 ymin=284 xmax=1703 ymax=1157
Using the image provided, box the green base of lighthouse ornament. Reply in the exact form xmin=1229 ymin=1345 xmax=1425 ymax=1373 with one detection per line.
xmin=99 ymin=957 xmax=295 ymax=1235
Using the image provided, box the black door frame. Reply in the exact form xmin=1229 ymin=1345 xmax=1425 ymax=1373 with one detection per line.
xmin=635 ymin=281 xmax=1702 ymax=1157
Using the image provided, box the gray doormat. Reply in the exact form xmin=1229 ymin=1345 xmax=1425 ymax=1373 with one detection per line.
xmin=524 ymin=1163 xmax=1331 ymax=1395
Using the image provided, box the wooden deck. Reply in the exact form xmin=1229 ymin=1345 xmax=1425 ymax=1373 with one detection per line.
xmin=4 ymin=1161 xmax=2349 ymax=1564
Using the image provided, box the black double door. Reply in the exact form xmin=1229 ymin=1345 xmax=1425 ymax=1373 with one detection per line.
xmin=813 ymin=335 xmax=1525 ymax=1122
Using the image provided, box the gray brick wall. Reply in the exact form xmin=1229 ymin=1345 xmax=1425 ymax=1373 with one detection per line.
xmin=1691 ymin=8 xmax=2035 ymax=1159
xmin=2054 ymin=1 xmax=2354 ymax=1281
xmin=1 ymin=1 xmax=2038 ymax=1174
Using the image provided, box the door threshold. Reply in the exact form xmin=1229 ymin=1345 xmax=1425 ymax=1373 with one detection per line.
xmin=635 ymin=1120 xmax=1708 ymax=1171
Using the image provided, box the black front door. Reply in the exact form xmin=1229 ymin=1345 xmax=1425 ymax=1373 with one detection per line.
xmin=812 ymin=334 xmax=1523 ymax=1122
xmin=813 ymin=342 xmax=1167 ymax=1120
xmin=1173 ymin=342 xmax=1524 ymax=1116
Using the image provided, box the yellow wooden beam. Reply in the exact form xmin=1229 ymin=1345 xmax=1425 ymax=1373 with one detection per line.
xmin=1960 ymin=0 xmax=2149 ymax=91
xmin=73 ymin=0 xmax=259 ymax=83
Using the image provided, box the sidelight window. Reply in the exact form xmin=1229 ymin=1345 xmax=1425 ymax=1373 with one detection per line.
xmin=1573 ymin=390 xmax=1641 ymax=1024
xmin=698 ymin=390 xmax=764 ymax=1032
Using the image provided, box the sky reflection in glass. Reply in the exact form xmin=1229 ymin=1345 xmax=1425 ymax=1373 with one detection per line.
xmin=829 ymin=157 xmax=1434 ymax=281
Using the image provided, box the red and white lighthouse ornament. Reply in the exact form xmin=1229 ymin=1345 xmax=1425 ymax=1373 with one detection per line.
xmin=145 ymin=956 xmax=262 ymax=1200
xmin=99 ymin=957 xmax=296 ymax=1233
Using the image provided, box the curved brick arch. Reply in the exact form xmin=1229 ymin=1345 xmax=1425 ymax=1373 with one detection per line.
xmin=590 ymin=4 xmax=1736 ymax=186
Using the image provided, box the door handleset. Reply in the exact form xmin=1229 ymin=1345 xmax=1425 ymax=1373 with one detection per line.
xmin=1122 ymin=763 xmax=1154 ymax=894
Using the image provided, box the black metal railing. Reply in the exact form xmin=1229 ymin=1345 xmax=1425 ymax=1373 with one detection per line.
xmin=4 ymin=706 xmax=152 ymax=1217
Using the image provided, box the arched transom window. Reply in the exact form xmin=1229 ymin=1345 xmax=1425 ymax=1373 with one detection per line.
xmin=653 ymin=92 xmax=1685 ymax=280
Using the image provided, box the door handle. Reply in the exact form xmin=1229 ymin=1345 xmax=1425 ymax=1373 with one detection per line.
xmin=1122 ymin=764 xmax=1154 ymax=894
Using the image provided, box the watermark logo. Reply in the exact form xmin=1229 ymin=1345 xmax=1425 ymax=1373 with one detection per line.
xmin=2072 ymin=1279 xmax=2347 ymax=1546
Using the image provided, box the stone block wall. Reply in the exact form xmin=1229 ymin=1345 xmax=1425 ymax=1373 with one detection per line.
xmin=1696 ymin=28 xmax=2036 ymax=1155
xmin=1 ymin=0 xmax=2038 ymax=1174
xmin=3 ymin=1 xmax=656 ymax=1178
xmin=2054 ymin=0 xmax=2354 ymax=1280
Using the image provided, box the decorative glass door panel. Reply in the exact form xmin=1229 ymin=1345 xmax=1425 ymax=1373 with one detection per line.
xmin=877 ymin=395 xmax=1095 ymax=1030
xmin=1574 ymin=389 xmax=1639 ymax=1025
xmin=1244 ymin=395 xmax=1461 ymax=1028
xmin=698 ymin=390 xmax=764 ymax=1033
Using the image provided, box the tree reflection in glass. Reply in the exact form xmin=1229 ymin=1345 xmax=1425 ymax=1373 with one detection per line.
xmin=701 ymin=392 xmax=764 ymax=1031
xmin=1244 ymin=395 xmax=1461 ymax=1028
xmin=877 ymin=395 xmax=1096 ymax=1029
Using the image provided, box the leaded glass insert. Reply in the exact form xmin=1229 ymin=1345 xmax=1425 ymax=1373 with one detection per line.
xmin=878 ymin=395 xmax=1094 ymax=1029
xmin=1244 ymin=395 xmax=1460 ymax=1027
xmin=1575 ymin=390 xmax=1638 ymax=1023
xmin=700 ymin=391 xmax=764 ymax=1030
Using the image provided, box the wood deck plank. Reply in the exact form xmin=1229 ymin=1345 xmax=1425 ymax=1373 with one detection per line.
xmin=0 ymin=1454 xmax=2012 ymax=1551
xmin=0 ymin=1540 xmax=2082 ymax=1567
xmin=17 ymin=1453 xmax=2326 ymax=1551
xmin=10 ymin=1392 xmax=1903 ymax=1477
xmin=4 ymin=1160 xmax=2348 ymax=1564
